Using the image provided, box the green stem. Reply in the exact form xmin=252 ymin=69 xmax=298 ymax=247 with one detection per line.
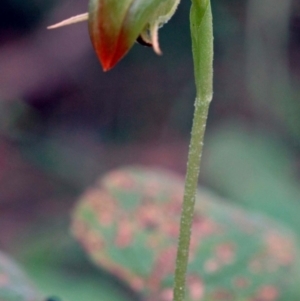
xmin=173 ymin=1 xmax=213 ymax=301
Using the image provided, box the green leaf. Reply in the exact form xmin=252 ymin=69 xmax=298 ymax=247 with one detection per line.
xmin=18 ymin=227 xmax=132 ymax=301
xmin=202 ymin=121 xmax=300 ymax=234
xmin=0 ymin=250 xmax=42 ymax=301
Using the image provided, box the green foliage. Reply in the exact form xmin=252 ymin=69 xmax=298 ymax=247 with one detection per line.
xmin=0 ymin=250 xmax=42 ymax=301
xmin=17 ymin=227 xmax=134 ymax=301
xmin=203 ymin=121 xmax=300 ymax=234
xmin=72 ymin=166 xmax=300 ymax=301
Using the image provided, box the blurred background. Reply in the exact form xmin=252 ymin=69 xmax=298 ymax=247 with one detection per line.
xmin=0 ymin=0 xmax=300 ymax=300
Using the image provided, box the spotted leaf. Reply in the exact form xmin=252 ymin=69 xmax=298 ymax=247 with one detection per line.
xmin=72 ymin=166 xmax=300 ymax=301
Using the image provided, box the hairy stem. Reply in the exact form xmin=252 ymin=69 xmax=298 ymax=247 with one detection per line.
xmin=173 ymin=1 xmax=213 ymax=301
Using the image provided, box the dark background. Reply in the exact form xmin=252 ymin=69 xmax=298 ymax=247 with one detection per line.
xmin=0 ymin=0 xmax=299 ymax=300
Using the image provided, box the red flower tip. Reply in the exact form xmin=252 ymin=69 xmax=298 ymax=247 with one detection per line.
xmin=88 ymin=0 xmax=180 ymax=71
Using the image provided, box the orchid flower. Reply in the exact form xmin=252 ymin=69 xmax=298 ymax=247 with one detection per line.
xmin=48 ymin=0 xmax=180 ymax=71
